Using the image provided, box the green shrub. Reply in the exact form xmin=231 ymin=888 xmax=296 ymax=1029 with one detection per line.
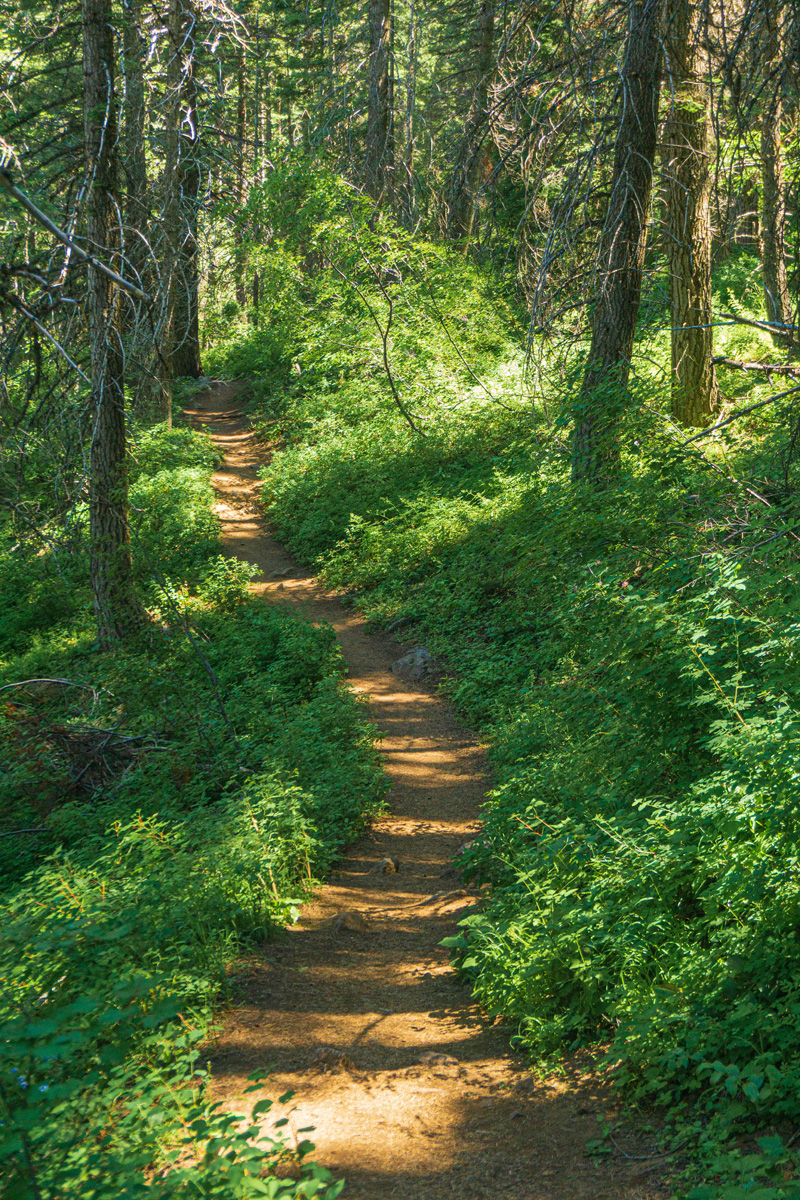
xmin=225 ymin=174 xmax=800 ymax=1184
xmin=0 ymin=416 xmax=387 ymax=1196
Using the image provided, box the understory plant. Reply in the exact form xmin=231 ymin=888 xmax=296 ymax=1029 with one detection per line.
xmin=208 ymin=163 xmax=800 ymax=1193
xmin=0 ymin=419 xmax=386 ymax=1198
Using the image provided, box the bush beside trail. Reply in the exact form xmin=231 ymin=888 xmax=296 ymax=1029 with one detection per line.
xmin=0 ymin=417 xmax=386 ymax=1199
xmin=207 ymin=162 xmax=800 ymax=1192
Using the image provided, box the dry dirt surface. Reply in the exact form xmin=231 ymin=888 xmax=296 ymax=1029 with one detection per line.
xmin=184 ymin=381 xmax=672 ymax=1200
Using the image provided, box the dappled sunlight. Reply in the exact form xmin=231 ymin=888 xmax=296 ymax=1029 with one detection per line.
xmin=185 ymin=385 xmax=665 ymax=1200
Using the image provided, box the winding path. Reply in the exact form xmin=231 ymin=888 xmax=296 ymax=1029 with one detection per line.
xmin=185 ymin=381 xmax=666 ymax=1200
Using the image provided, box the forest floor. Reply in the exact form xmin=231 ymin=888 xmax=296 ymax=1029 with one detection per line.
xmin=184 ymin=381 xmax=673 ymax=1200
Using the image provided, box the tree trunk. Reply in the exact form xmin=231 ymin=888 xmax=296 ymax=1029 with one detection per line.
xmin=234 ymin=51 xmax=247 ymax=308
xmin=400 ymin=0 xmax=418 ymax=228
xmin=254 ymin=15 xmax=271 ymax=182
xmin=122 ymin=0 xmax=148 ymax=292
xmin=82 ymin=0 xmax=144 ymax=645
xmin=760 ymin=0 xmax=791 ymax=331
xmin=136 ymin=0 xmax=181 ymax=418
xmin=572 ymin=0 xmax=664 ymax=484
xmin=447 ymin=0 xmax=495 ymax=244
xmin=263 ymin=62 xmax=272 ymax=165
xmin=663 ymin=0 xmax=718 ymax=426
xmin=169 ymin=0 xmax=203 ymax=379
xmin=121 ymin=0 xmax=160 ymax=419
xmin=365 ymin=0 xmax=392 ymax=200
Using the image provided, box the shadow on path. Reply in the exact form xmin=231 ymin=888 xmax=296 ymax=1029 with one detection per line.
xmin=184 ymin=381 xmax=670 ymax=1200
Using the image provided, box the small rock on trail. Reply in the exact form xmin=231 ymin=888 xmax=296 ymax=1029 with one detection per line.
xmin=329 ymin=909 xmax=372 ymax=933
xmin=370 ymin=856 xmax=400 ymax=874
xmin=390 ymin=646 xmax=432 ymax=681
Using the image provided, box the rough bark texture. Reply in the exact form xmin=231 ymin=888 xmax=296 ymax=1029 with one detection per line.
xmin=760 ymin=0 xmax=791 ymax=330
xmin=663 ymin=0 xmax=718 ymax=426
xmin=400 ymin=0 xmax=418 ymax=228
xmin=169 ymin=0 xmax=203 ymax=379
xmin=234 ymin=53 xmax=247 ymax=308
xmin=447 ymin=0 xmax=495 ymax=244
xmin=262 ymin=61 xmax=272 ymax=163
xmin=121 ymin=0 xmax=161 ymax=418
xmin=82 ymin=0 xmax=143 ymax=644
xmin=572 ymin=0 xmax=664 ymax=484
xmin=122 ymin=0 xmax=148 ymax=289
xmin=253 ymin=16 xmax=267 ymax=184
xmin=365 ymin=0 xmax=392 ymax=200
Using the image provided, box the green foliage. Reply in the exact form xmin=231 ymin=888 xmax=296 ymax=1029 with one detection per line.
xmin=205 ymin=159 xmax=527 ymax=443
xmin=130 ymin=465 xmax=220 ymax=578
xmin=198 ymin=555 xmax=261 ymax=610
xmin=0 ymin=419 xmax=386 ymax=1196
xmin=219 ymin=171 xmax=800 ymax=1189
xmin=0 ymin=822 xmax=342 ymax=1199
xmin=129 ymin=423 xmax=222 ymax=479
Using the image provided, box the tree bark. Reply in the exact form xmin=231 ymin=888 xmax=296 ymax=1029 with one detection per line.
xmin=234 ymin=51 xmax=247 ymax=308
xmin=121 ymin=0 xmax=148 ymax=292
xmin=572 ymin=0 xmax=664 ymax=483
xmin=365 ymin=0 xmax=392 ymax=200
xmin=663 ymin=0 xmax=719 ymax=426
xmin=121 ymin=0 xmax=160 ymax=419
xmin=760 ymin=0 xmax=791 ymax=331
xmin=400 ymin=0 xmax=418 ymax=228
xmin=82 ymin=0 xmax=144 ymax=644
xmin=447 ymin=0 xmax=495 ymax=244
xmin=169 ymin=0 xmax=203 ymax=379
xmin=254 ymin=14 xmax=271 ymax=181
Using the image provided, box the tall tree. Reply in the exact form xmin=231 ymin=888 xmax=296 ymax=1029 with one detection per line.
xmin=760 ymin=0 xmax=791 ymax=330
xmin=82 ymin=0 xmax=144 ymax=643
xmin=663 ymin=0 xmax=719 ymax=426
xmin=168 ymin=0 xmax=203 ymax=378
xmin=122 ymin=0 xmax=148 ymax=292
xmin=447 ymin=0 xmax=495 ymax=244
xmin=121 ymin=0 xmax=158 ymax=416
xmin=572 ymin=0 xmax=664 ymax=483
xmin=400 ymin=0 xmax=419 ymax=227
xmin=234 ymin=49 xmax=247 ymax=307
xmin=365 ymin=0 xmax=393 ymax=200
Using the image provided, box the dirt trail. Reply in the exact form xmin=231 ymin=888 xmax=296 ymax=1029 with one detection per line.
xmin=184 ymin=382 xmax=667 ymax=1200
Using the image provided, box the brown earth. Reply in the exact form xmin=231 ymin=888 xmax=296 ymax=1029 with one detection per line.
xmin=184 ymin=381 xmax=672 ymax=1200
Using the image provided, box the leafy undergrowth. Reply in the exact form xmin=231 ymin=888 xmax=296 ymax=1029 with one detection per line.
xmin=0 ymin=419 xmax=386 ymax=1198
xmin=207 ymin=161 xmax=800 ymax=1195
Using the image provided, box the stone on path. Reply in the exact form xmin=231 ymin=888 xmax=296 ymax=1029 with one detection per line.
xmin=390 ymin=647 xmax=431 ymax=681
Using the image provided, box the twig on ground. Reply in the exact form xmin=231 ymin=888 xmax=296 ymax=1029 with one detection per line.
xmin=608 ymin=1133 xmax=689 ymax=1161
xmin=0 ymin=678 xmax=99 ymax=700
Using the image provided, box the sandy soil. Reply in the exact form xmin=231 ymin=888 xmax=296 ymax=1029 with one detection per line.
xmin=184 ymin=381 xmax=672 ymax=1200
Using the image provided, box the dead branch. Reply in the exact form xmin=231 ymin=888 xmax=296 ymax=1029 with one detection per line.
xmin=0 ymin=169 xmax=151 ymax=304
xmin=683 ymin=381 xmax=800 ymax=443
xmin=713 ymin=356 xmax=800 ymax=377
xmin=719 ymin=311 xmax=796 ymax=343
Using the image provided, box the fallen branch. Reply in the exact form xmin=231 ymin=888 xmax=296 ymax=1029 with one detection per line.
xmin=0 ymin=678 xmax=98 ymax=699
xmin=608 ymin=1132 xmax=689 ymax=1162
